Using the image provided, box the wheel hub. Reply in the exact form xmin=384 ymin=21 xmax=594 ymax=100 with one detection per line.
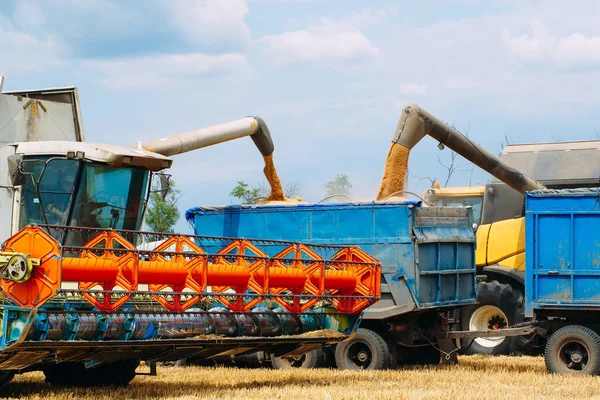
xmin=357 ymin=351 xmax=369 ymax=363
xmin=570 ymin=351 xmax=583 ymax=364
xmin=347 ymin=341 xmax=373 ymax=369
xmin=558 ymin=341 xmax=589 ymax=371
xmin=469 ymin=305 xmax=509 ymax=348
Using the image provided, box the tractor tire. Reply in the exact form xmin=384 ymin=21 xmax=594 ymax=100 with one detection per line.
xmin=334 ymin=328 xmax=392 ymax=370
xmin=271 ymin=348 xmax=329 ymax=369
xmin=545 ymin=325 xmax=600 ymax=375
xmin=44 ymin=359 xmax=139 ymax=387
xmin=461 ymin=280 xmax=524 ymax=355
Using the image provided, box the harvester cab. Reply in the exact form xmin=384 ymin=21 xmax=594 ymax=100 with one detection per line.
xmin=9 ymin=141 xmax=170 ymax=244
xmin=422 ymin=184 xmax=485 ymax=226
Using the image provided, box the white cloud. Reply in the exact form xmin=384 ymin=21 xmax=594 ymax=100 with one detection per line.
xmin=0 ymin=21 xmax=65 ymax=75
xmin=442 ymin=78 xmax=486 ymax=90
xmin=163 ymin=0 xmax=251 ymax=51
xmin=259 ymin=22 xmax=379 ymax=66
xmin=399 ymin=83 xmax=427 ymax=96
xmin=12 ymin=2 xmax=45 ymax=27
xmin=504 ymin=18 xmax=600 ymax=70
xmin=87 ymin=53 xmax=248 ymax=90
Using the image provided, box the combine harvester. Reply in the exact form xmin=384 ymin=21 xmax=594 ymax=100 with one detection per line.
xmin=189 ymin=104 xmax=600 ymax=376
xmin=0 ymin=77 xmax=381 ymax=389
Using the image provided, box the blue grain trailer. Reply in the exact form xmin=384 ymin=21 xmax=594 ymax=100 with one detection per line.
xmin=186 ymin=200 xmax=477 ymax=370
xmin=524 ymin=189 xmax=600 ymax=375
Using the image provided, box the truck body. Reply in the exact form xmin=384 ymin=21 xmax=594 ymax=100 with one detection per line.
xmin=523 ymin=189 xmax=600 ymax=374
xmin=525 ymin=189 xmax=600 ymax=315
xmin=186 ymin=200 xmax=477 ymax=369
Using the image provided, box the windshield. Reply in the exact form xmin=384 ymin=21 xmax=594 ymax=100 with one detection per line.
xmin=431 ymin=195 xmax=483 ymax=225
xmin=19 ymin=158 xmax=150 ymax=243
xmin=19 ymin=159 xmax=79 ymax=227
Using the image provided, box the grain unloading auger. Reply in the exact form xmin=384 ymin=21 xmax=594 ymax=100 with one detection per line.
xmin=0 ymin=85 xmax=381 ymax=389
xmin=376 ymin=103 xmax=545 ymax=200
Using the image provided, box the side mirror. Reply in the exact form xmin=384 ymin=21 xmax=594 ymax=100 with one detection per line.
xmin=7 ymin=154 xmax=25 ymax=186
xmin=152 ymin=173 xmax=171 ymax=200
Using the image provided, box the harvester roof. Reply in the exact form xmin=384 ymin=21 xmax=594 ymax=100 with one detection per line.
xmin=15 ymin=141 xmax=172 ymax=171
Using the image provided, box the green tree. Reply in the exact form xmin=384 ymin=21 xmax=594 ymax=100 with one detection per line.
xmin=324 ymin=174 xmax=352 ymax=197
xmin=146 ymin=177 xmax=181 ymax=233
xmin=229 ymin=181 xmax=266 ymax=204
xmin=230 ymin=180 xmax=303 ymax=204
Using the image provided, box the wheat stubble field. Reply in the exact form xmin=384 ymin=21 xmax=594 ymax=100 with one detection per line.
xmin=4 ymin=356 xmax=600 ymax=400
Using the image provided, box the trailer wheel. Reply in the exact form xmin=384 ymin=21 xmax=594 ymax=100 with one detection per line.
xmin=545 ymin=325 xmax=600 ymax=375
xmin=334 ymin=328 xmax=391 ymax=370
xmin=461 ymin=280 xmax=523 ymax=355
xmin=44 ymin=360 xmax=139 ymax=387
xmin=271 ymin=349 xmax=328 ymax=369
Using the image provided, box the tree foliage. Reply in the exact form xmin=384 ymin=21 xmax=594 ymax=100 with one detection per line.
xmin=145 ymin=177 xmax=181 ymax=233
xmin=229 ymin=180 xmax=302 ymax=204
xmin=324 ymin=174 xmax=352 ymax=197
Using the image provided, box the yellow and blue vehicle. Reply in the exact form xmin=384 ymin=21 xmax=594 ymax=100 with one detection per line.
xmin=424 ymin=140 xmax=600 ymax=355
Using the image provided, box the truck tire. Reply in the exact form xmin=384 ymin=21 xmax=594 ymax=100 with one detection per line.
xmin=545 ymin=325 xmax=600 ymax=375
xmin=44 ymin=360 xmax=139 ymax=387
xmin=461 ymin=280 xmax=523 ymax=355
xmin=334 ymin=328 xmax=391 ymax=370
xmin=385 ymin=338 xmax=399 ymax=368
xmin=271 ymin=349 xmax=328 ymax=369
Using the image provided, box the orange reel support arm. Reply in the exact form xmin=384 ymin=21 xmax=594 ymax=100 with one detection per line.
xmin=0 ymin=226 xmax=381 ymax=314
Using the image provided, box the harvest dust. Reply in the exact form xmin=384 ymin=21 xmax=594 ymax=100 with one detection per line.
xmin=259 ymin=154 xmax=306 ymax=205
xmin=376 ymin=143 xmax=410 ymax=200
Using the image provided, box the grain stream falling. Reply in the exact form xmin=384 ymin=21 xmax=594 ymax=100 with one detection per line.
xmin=376 ymin=143 xmax=410 ymax=200
xmin=259 ymin=154 xmax=305 ymax=205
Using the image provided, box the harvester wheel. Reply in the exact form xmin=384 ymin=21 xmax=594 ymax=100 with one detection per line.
xmin=461 ymin=280 xmax=523 ymax=355
xmin=334 ymin=328 xmax=391 ymax=370
xmin=0 ymin=371 xmax=14 ymax=391
xmin=271 ymin=348 xmax=328 ymax=369
xmin=93 ymin=359 xmax=139 ymax=386
xmin=545 ymin=325 xmax=600 ymax=375
xmin=43 ymin=363 xmax=87 ymax=386
xmin=400 ymin=345 xmax=441 ymax=366
xmin=44 ymin=360 xmax=139 ymax=387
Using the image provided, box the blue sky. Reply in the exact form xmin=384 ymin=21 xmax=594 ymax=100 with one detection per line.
xmin=2 ymin=0 xmax=600 ymax=232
